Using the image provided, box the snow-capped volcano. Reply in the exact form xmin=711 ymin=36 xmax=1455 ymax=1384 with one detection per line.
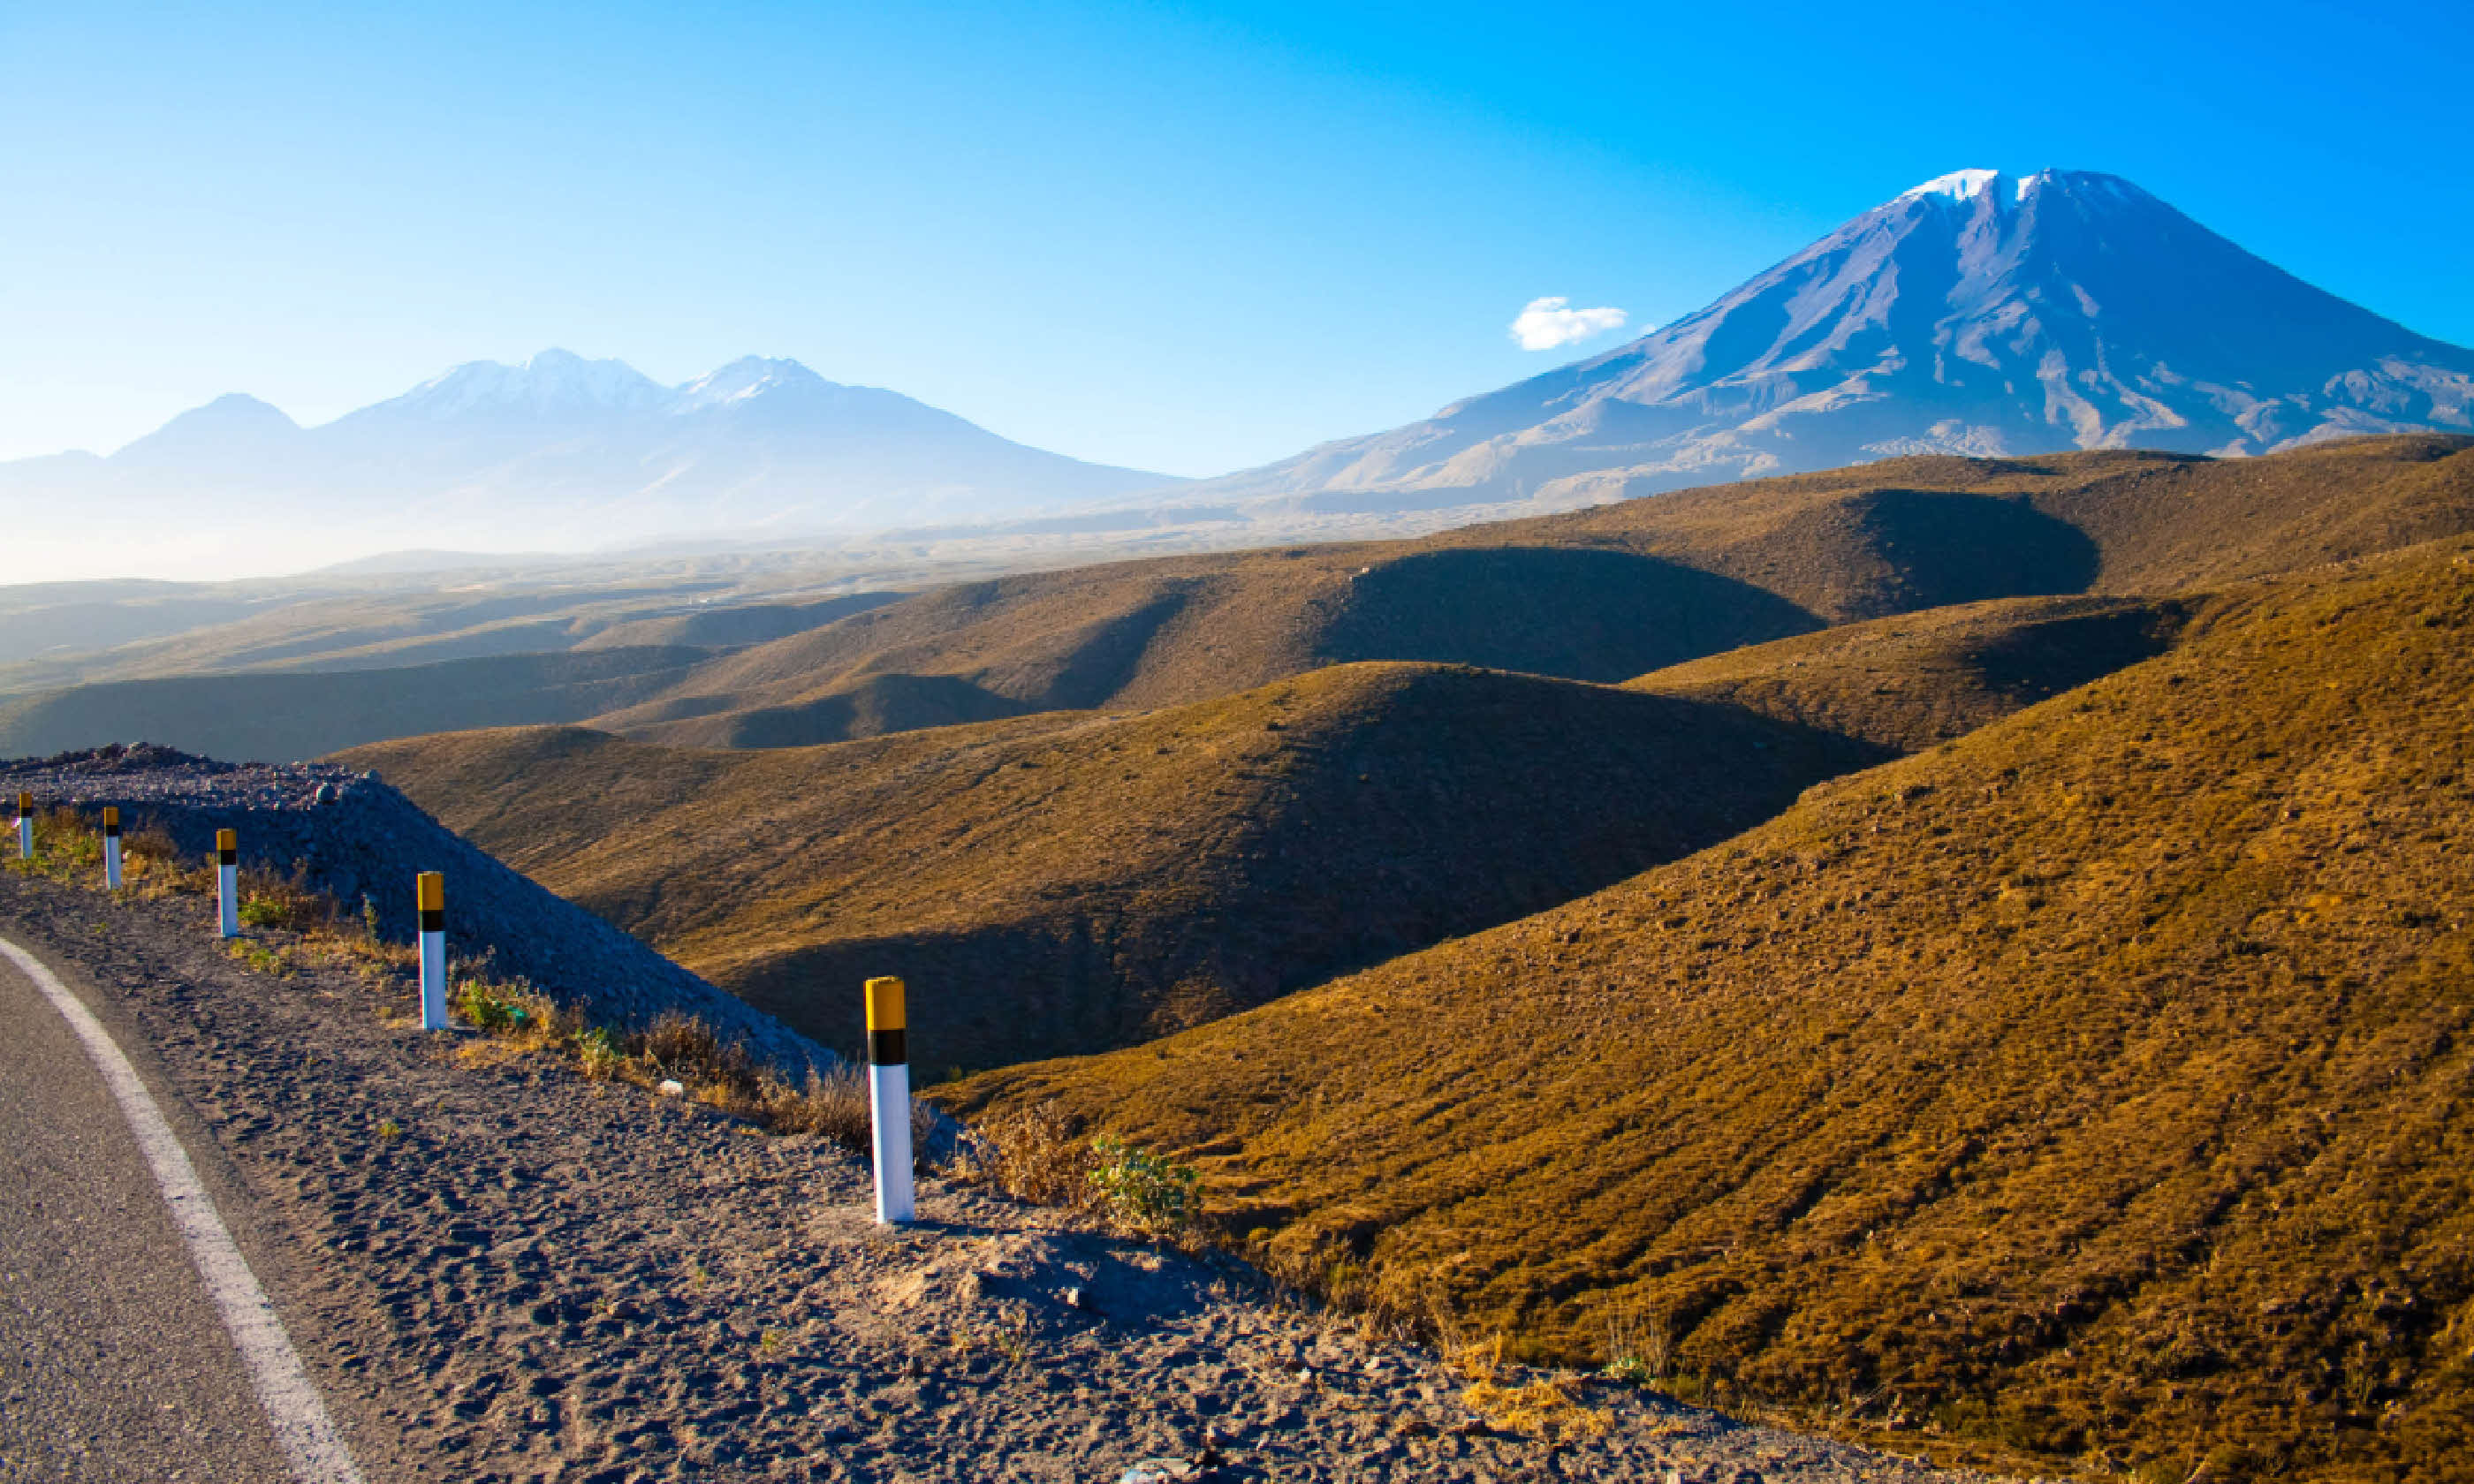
xmin=1184 ymin=168 xmax=2474 ymax=510
xmin=350 ymin=349 xmax=673 ymax=422
xmin=0 ymin=352 xmax=1180 ymax=561
xmin=675 ymin=355 xmax=823 ymax=410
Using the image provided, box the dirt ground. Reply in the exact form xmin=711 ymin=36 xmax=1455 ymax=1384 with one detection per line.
xmin=0 ymin=868 xmax=2026 ymax=1482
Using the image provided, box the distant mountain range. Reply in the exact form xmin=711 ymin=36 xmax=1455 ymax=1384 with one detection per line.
xmin=11 ymin=167 xmax=2473 ymax=579
xmin=0 ymin=352 xmax=1178 ymax=568
xmin=1168 ymin=168 xmax=2474 ymax=513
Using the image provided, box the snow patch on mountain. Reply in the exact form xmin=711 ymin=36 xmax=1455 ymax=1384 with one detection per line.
xmin=1899 ymin=168 xmax=2001 ymax=203
xmin=372 ymin=349 xmax=672 ymax=421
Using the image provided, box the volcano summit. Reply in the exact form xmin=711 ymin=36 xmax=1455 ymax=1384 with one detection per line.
xmin=1184 ymin=168 xmax=2474 ymax=511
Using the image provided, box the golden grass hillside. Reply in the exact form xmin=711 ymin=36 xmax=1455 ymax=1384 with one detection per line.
xmin=1628 ymin=594 xmax=2204 ymax=753
xmin=941 ymin=538 xmax=2474 ymax=1483
xmin=582 ymin=434 xmax=2473 ymax=749
xmin=0 ymin=645 xmax=717 ymax=762
xmin=342 ymin=663 xmax=1883 ymax=1073
xmin=13 ymin=436 xmax=2468 ymax=763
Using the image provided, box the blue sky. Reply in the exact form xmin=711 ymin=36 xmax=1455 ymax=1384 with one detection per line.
xmin=4 ymin=0 xmax=2467 ymax=474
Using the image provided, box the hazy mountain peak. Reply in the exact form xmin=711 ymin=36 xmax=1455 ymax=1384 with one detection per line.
xmin=3 ymin=347 xmax=1180 ymax=568
xmin=674 ymin=355 xmax=833 ymax=410
xmin=371 ymin=348 xmax=672 ymax=421
xmin=110 ymin=392 xmax=302 ymax=465
xmin=179 ymin=392 xmax=298 ymax=430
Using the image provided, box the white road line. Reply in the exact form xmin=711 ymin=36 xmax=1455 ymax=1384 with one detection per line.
xmin=0 ymin=934 xmax=367 ymax=1484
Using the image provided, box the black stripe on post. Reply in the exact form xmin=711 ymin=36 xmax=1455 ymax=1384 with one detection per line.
xmin=103 ymin=820 xmax=120 ymax=838
xmin=217 ymin=845 xmax=237 ymax=865
xmin=869 ymin=1028 xmax=907 ymax=1066
xmin=419 ymin=909 xmax=444 ymax=933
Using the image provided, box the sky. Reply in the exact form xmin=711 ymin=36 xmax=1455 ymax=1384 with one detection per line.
xmin=3 ymin=0 xmax=2470 ymax=477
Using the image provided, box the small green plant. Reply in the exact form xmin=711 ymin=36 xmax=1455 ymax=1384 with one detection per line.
xmin=1601 ymin=1300 xmax=1672 ymax=1386
xmin=238 ymin=897 xmax=286 ymax=928
xmin=453 ymin=978 xmax=535 ymax=1032
xmin=228 ymin=941 xmax=287 ymax=975
xmin=360 ymin=894 xmax=381 ymax=941
xmin=758 ymin=1328 xmax=785 ymax=1355
xmin=574 ymin=1026 xmax=623 ymax=1078
xmin=1088 ymin=1135 xmax=1201 ymax=1232
xmin=989 ymin=1313 xmax=1033 ymax=1366
xmin=376 ymin=1118 xmax=402 ymax=1140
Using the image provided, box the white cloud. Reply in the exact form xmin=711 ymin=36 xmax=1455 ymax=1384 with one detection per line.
xmin=1510 ymin=296 xmax=1628 ymax=351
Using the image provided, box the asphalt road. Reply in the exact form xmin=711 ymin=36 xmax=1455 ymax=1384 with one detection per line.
xmin=0 ymin=948 xmax=292 ymax=1483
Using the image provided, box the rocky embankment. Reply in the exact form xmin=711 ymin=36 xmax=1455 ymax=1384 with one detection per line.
xmin=0 ymin=743 xmax=825 ymax=1071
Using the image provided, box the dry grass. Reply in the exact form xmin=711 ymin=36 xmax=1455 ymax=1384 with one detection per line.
xmin=13 ymin=812 xmax=925 ymax=1158
xmin=185 ymin=433 xmax=2440 ymax=770
xmin=946 ymin=1097 xmax=1211 ymax=1247
xmin=577 ymin=432 xmax=2470 ymax=745
xmin=341 ymin=662 xmax=1883 ymax=1073
xmin=940 ymin=537 xmax=2474 ymax=1482
xmin=1629 ymin=593 xmax=2204 ymax=753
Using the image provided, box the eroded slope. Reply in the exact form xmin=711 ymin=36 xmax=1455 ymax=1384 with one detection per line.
xmin=944 ymin=539 xmax=2474 ymax=1483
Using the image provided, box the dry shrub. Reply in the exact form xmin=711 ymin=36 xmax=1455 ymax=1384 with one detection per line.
xmin=235 ymin=865 xmax=336 ymax=933
xmin=120 ymin=822 xmax=207 ymax=893
xmin=756 ymin=1064 xmax=872 ymax=1146
xmin=1601 ymin=1297 xmax=1673 ymax=1385
xmin=963 ymin=1099 xmax=1097 ymax=1210
xmin=1447 ymin=1333 xmax=1610 ymax=1442
xmin=755 ymin=1063 xmax=941 ymax=1159
xmin=34 ymin=806 xmax=102 ymax=870
xmin=1237 ymin=1236 xmax=1431 ymax=1345
xmin=636 ymin=1012 xmax=752 ymax=1087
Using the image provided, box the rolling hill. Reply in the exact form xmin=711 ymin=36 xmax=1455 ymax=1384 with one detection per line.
xmin=1628 ymin=593 xmax=2205 ymax=753
xmin=940 ymin=537 xmax=2474 ymax=1483
xmin=0 ymin=647 xmax=720 ymax=762
xmin=338 ymin=663 xmax=1885 ymax=1073
xmin=11 ymin=434 xmax=2470 ymax=761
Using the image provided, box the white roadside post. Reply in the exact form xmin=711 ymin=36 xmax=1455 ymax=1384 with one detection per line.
xmin=865 ymin=975 xmax=915 ymax=1224
xmin=15 ymin=792 xmax=31 ymax=859
xmin=102 ymin=806 xmax=122 ymax=889
xmin=417 ymin=872 xmax=448 ymax=1031
xmin=215 ymin=829 xmax=239 ymax=938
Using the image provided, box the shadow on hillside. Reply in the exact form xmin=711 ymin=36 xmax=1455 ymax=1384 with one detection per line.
xmin=1969 ymin=599 xmax=2198 ymax=701
xmin=694 ymin=673 xmax=1042 ymax=748
xmin=1841 ymin=488 xmax=2102 ymax=613
xmin=719 ymin=683 xmax=1894 ymax=1074
xmin=1317 ymin=547 xmax=1825 ymax=681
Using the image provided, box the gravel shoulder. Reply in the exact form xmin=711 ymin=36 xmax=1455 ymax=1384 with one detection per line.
xmin=0 ymin=867 xmax=2030 ymax=1483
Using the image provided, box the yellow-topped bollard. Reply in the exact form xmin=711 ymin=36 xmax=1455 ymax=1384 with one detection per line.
xmin=215 ymin=829 xmax=239 ymax=937
xmin=102 ymin=807 xmax=122 ymax=889
xmin=416 ymin=872 xmax=447 ymax=1031
xmin=15 ymin=791 xmax=31 ymax=860
xmin=866 ymin=975 xmax=914 ymax=1223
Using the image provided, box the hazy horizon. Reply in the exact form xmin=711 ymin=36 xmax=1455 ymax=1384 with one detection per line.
xmin=6 ymin=0 xmax=2470 ymax=478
